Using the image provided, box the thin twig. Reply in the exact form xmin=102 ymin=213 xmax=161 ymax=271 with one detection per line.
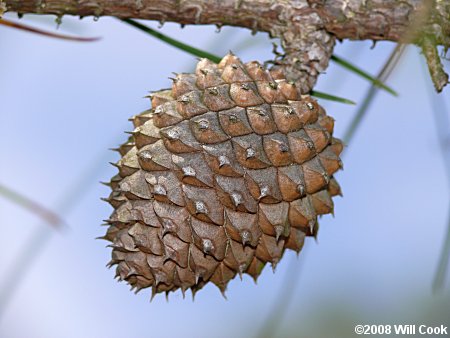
xmin=343 ymin=45 xmax=406 ymax=144
xmin=0 ymin=183 xmax=64 ymax=229
xmin=0 ymin=17 xmax=100 ymax=42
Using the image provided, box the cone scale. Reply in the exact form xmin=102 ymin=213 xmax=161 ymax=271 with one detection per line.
xmin=103 ymin=54 xmax=343 ymax=298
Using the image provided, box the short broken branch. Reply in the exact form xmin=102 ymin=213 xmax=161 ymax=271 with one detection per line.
xmin=422 ymin=38 xmax=449 ymax=92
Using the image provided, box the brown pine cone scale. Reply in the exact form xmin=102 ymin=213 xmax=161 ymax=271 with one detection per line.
xmin=103 ymin=54 xmax=343 ymax=299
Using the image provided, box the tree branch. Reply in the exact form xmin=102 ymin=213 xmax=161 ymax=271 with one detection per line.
xmin=4 ymin=0 xmax=450 ymax=92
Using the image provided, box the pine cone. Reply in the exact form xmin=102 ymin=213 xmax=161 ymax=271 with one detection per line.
xmin=102 ymin=54 xmax=343 ymax=299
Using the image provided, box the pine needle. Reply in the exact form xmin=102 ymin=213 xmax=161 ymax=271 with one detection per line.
xmin=423 ymin=62 xmax=450 ymax=292
xmin=122 ymin=18 xmax=221 ymax=63
xmin=343 ymin=44 xmax=406 ymax=144
xmin=0 ymin=18 xmax=100 ymax=42
xmin=331 ymin=55 xmax=398 ymax=96
xmin=0 ymin=183 xmax=64 ymax=229
xmin=311 ymin=90 xmax=356 ymax=105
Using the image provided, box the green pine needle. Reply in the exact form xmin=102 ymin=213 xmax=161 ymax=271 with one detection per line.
xmin=122 ymin=18 xmax=222 ymax=63
xmin=311 ymin=90 xmax=356 ymax=105
xmin=331 ymin=55 xmax=398 ymax=96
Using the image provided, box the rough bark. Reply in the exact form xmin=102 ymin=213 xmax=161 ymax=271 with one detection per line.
xmin=4 ymin=0 xmax=449 ymax=91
